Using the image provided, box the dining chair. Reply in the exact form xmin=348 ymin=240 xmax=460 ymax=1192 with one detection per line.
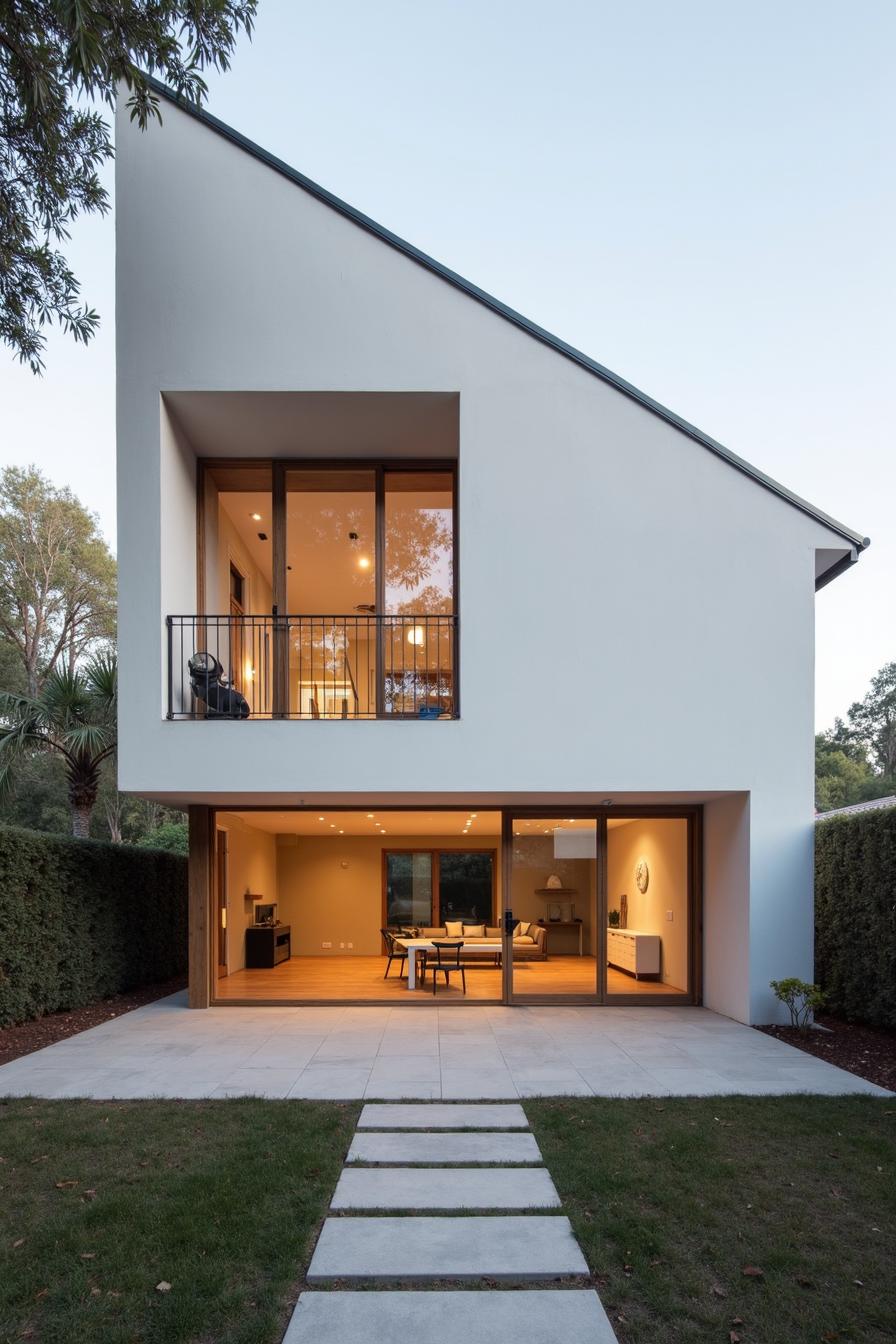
xmin=424 ymin=940 xmax=466 ymax=996
xmin=381 ymin=928 xmax=407 ymax=979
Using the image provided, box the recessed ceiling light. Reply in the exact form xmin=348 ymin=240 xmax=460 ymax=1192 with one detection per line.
xmin=367 ymin=813 xmax=374 ymax=819
xmin=358 ymin=556 xmax=371 ymax=570
xmin=318 ymin=816 xmax=325 ymax=821
xmin=471 ymin=813 xmax=478 ymax=818
xmin=330 ymin=824 xmax=335 ymax=829
xmin=338 ymin=829 xmax=344 ymax=834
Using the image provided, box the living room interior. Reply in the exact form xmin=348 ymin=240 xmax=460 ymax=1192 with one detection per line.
xmin=211 ymin=809 xmax=693 ymax=1003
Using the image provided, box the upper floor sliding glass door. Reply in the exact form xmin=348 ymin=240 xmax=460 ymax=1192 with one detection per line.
xmin=383 ymin=471 xmax=454 ymax=717
xmin=188 ymin=460 xmax=457 ymax=720
xmin=286 ymin=468 xmax=377 ymax=718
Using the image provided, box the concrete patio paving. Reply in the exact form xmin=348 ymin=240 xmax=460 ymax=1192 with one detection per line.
xmin=0 ymin=993 xmax=889 ymax=1098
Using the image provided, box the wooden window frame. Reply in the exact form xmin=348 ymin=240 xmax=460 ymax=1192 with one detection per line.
xmin=381 ymin=847 xmax=498 ymax=931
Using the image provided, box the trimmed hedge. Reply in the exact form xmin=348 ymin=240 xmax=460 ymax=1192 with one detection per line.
xmin=816 ymin=805 xmax=896 ymax=1029
xmin=0 ymin=824 xmax=187 ymax=1028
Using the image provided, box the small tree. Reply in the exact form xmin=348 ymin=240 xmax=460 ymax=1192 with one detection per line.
xmin=0 ymin=466 xmax=116 ymax=695
xmin=0 ymin=651 xmax=116 ymax=837
xmin=770 ymin=978 xmax=825 ymax=1031
xmin=137 ymin=820 xmax=188 ymax=855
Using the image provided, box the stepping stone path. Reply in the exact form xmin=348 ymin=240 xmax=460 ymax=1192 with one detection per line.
xmin=284 ymin=1101 xmax=617 ymax=1343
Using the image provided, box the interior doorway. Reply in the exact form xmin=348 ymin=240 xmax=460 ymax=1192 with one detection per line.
xmin=215 ymin=829 xmax=228 ymax=977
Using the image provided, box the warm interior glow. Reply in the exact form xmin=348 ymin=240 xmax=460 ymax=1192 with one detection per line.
xmin=407 ymin=625 xmax=426 ymax=646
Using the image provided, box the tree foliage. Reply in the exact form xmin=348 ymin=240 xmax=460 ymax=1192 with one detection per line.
xmin=0 ymin=465 xmax=115 ymax=694
xmin=814 ymin=733 xmax=879 ymax=812
xmin=136 ymin=818 xmax=188 ymax=854
xmin=845 ymin=662 xmax=896 ymax=779
xmin=816 ymin=663 xmax=896 ymax=810
xmin=1 ymin=0 xmax=257 ymax=371
xmin=0 ymin=649 xmax=117 ymax=837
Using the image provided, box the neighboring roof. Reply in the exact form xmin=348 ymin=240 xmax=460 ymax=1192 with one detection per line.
xmin=143 ymin=78 xmax=870 ymax=584
xmin=816 ymin=795 xmax=896 ymax=820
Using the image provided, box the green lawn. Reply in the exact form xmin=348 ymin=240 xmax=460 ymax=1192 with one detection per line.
xmin=0 ymin=1098 xmax=359 ymax=1344
xmin=526 ymin=1095 xmax=896 ymax=1344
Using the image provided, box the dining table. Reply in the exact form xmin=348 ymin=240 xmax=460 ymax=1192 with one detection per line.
xmin=394 ymin=937 xmax=504 ymax=990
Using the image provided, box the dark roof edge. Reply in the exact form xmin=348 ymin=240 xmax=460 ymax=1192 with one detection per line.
xmin=142 ymin=77 xmax=870 ymax=575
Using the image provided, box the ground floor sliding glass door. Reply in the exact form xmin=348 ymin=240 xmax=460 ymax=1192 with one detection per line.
xmin=208 ymin=804 xmax=699 ymax=1007
xmin=503 ymin=809 xmax=699 ymax=1005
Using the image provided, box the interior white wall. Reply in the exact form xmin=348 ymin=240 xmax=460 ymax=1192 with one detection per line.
xmin=606 ymin=819 xmax=688 ymax=991
xmin=215 ymin=814 xmax=278 ymax=974
xmin=115 ymin=100 xmax=848 ymax=1023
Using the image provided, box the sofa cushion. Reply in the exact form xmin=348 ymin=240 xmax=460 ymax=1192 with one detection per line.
xmin=486 ymin=926 xmax=502 ymax=938
xmin=445 ymin=920 xmax=464 ymax=938
xmin=513 ymin=935 xmax=536 ymax=945
xmin=463 ymin=923 xmax=486 ymax=937
xmin=516 ymin=920 xmax=531 ymax=938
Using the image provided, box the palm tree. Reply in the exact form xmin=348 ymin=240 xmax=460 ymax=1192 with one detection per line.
xmin=0 ymin=652 xmax=117 ymax=838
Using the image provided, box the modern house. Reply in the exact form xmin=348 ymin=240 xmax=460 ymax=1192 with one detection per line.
xmin=115 ymin=84 xmax=868 ymax=1023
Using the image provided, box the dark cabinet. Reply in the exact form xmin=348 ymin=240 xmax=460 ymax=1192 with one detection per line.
xmin=245 ymin=924 xmax=291 ymax=969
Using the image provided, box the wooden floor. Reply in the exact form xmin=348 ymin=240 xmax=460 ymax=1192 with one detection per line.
xmin=214 ymin=956 xmax=687 ymax=1003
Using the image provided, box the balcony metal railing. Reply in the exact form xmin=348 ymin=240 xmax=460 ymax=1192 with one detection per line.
xmin=166 ymin=614 xmax=457 ymax=720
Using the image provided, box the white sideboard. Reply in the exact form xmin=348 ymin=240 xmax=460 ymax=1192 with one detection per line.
xmin=607 ymin=929 xmax=661 ymax=979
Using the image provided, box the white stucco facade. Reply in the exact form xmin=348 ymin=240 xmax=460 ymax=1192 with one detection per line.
xmin=115 ymin=92 xmax=865 ymax=1025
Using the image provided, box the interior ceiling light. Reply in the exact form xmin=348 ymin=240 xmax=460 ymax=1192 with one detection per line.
xmin=358 ymin=556 xmax=371 ymax=570
xmin=318 ymin=816 xmax=325 ymax=821
xmin=250 ymin=512 xmax=262 ymax=521
xmin=407 ymin=625 xmax=426 ymax=646
xmin=367 ymin=813 xmax=374 ymax=819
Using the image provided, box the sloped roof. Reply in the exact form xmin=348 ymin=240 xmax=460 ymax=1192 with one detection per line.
xmin=144 ymin=78 xmax=870 ymax=586
xmin=816 ymin=795 xmax=896 ymax=820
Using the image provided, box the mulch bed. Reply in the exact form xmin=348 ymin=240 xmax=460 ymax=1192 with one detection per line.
xmin=759 ymin=1013 xmax=896 ymax=1092
xmin=0 ymin=976 xmax=187 ymax=1066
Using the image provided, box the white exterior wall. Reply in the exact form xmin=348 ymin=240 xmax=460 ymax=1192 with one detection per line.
xmin=116 ymin=101 xmax=850 ymax=1023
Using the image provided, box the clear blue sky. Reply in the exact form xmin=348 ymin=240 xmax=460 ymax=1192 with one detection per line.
xmin=1 ymin=0 xmax=892 ymax=729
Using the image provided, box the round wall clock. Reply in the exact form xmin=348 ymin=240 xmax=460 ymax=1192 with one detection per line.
xmin=635 ymin=858 xmax=649 ymax=893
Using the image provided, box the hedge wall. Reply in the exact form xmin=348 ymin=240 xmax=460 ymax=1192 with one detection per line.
xmin=816 ymin=804 xmax=896 ymax=1029
xmin=0 ymin=824 xmax=188 ymax=1028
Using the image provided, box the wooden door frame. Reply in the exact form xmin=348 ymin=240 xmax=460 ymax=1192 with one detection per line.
xmin=501 ymin=805 xmax=702 ymax=1007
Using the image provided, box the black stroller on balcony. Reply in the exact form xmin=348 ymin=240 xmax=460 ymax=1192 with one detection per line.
xmin=188 ymin=652 xmax=251 ymax=719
